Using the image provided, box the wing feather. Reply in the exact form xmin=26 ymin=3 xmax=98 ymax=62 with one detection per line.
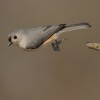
xmin=26 ymin=24 xmax=66 ymax=49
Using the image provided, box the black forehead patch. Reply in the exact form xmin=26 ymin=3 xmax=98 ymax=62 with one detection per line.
xmin=8 ymin=37 xmax=11 ymax=42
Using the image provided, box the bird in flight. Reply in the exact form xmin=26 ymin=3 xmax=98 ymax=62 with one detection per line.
xmin=8 ymin=22 xmax=91 ymax=51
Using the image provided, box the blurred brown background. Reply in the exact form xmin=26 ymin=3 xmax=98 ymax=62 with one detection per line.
xmin=0 ymin=0 xmax=100 ymax=100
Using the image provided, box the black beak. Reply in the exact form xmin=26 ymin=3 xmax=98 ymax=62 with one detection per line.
xmin=8 ymin=37 xmax=13 ymax=46
xmin=8 ymin=42 xmax=13 ymax=46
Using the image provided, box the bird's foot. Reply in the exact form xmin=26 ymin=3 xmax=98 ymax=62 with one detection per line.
xmin=51 ymin=39 xmax=67 ymax=51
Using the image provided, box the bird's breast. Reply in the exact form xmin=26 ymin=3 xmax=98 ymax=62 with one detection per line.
xmin=18 ymin=39 xmax=27 ymax=49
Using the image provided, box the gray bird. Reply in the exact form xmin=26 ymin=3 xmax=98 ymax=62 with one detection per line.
xmin=8 ymin=22 xmax=91 ymax=51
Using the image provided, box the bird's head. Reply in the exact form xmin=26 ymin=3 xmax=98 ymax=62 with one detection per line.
xmin=8 ymin=30 xmax=23 ymax=46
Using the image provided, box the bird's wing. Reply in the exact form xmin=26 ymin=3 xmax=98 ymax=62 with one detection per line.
xmin=26 ymin=24 xmax=66 ymax=49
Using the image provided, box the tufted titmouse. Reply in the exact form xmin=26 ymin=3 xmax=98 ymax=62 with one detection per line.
xmin=8 ymin=22 xmax=91 ymax=51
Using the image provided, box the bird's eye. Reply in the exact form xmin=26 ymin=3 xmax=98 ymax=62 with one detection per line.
xmin=14 ymin=35 xmax=17 ymax=39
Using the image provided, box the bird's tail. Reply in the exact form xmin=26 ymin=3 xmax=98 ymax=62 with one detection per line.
xmin=58 ymin=22 xmax=91 ymax=34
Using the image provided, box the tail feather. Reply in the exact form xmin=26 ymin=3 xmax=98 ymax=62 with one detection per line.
xmin=58 ymin=22 xmax=91 ymax=34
